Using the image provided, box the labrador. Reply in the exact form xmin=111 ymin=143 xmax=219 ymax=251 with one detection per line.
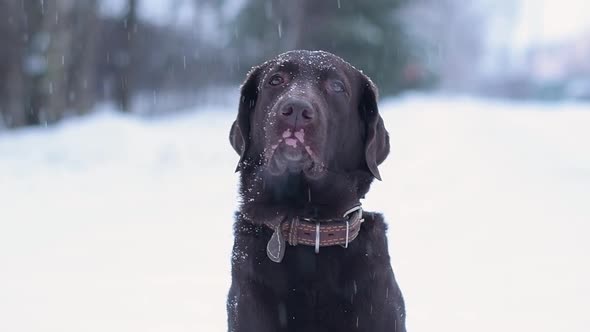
xmin=227 ymin=50 xmax=406 ymax=332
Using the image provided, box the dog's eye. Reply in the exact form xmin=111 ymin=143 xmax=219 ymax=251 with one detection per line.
xmin=329 ymin=80 xmax=346 ymax=93
xmin=269 ymin=74 xmax=285 ymax=86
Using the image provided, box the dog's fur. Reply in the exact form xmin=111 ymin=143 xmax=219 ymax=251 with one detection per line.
xmin=228 ymin=50 xmax=406 ymax=332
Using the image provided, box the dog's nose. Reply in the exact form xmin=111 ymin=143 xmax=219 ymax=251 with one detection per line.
xmin=279 ymin=100 xmax=315 ymax=127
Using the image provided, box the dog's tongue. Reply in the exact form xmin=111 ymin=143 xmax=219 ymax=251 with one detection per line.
xmin=281 ymin=129 xmax=292 ymax=138
xmin=282 ymin=129 xmax=305 ymax=147
xmin=294 ymin=129 xmax=305 ymax=142
xmin=285 ymin=138 xmax=298 ymax=147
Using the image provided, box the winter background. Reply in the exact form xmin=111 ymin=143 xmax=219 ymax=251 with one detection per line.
xmin=1 ymin=1 xmax=589 ymax=331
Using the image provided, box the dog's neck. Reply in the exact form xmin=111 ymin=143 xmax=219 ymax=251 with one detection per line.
xmin=238 ymin=168 xmax=372 ymax=226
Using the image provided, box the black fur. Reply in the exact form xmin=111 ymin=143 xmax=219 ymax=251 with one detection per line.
xmin=227 ymin=50 xmax=406 ymax=332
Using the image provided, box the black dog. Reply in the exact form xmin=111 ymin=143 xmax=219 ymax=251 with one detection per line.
xmin=228 ymin=50 xmax=406 ymax=332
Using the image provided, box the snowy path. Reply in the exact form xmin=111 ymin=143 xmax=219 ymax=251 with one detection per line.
xmin=1 ymin=96 xmax=589 ymax=331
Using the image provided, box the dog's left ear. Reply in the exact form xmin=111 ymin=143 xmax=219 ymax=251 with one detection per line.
xmin=230 ymin=65 xmax=264 ymax=172
xmin=358 ymin=73 xmax=390 ymax=181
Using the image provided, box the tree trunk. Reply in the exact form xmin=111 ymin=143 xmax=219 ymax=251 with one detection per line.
xmin=0 ymin=0 xmax=26 ymax=127
xmin=21 ymin=0 xmax=45 ymax=126
xmin=278 ymin=0 xmax=306 ymax=50
xmin=70 ymin=0 xmax=99 ymax=115
xmin=43 ymin=0 xmax=73 ymax=124
xmin=115 ymin=0 xmax=137 ymax=113
xmin=4 ymin=60 xmax=26 ymax=128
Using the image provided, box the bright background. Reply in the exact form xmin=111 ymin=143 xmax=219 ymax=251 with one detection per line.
xmin=1 ymin=1 xmax=589 ymax=331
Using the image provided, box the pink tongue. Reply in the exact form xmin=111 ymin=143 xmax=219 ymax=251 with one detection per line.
xmin=282 ymin=129 xmax=304 ymax=147
xmin=294 ymin=129 xmax=305 ymax=143
xmin=285 ymin=138 xmax=298 ymax=147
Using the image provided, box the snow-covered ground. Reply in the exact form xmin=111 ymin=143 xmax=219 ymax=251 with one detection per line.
xmin=1 ymin=96 xmax=589 ymax=332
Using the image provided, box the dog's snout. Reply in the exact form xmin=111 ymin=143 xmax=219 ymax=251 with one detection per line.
xmin=279 ymin=99 xmax=315 ymax=127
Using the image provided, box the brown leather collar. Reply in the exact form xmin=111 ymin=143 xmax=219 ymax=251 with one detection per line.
xmin=265 ymin=205 xmax=364 ymax=263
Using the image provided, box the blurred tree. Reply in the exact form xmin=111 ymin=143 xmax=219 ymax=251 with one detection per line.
xmin=0 ymin=0 xmax=101 ymax=128
xmin=229 ymin=0 xmax=423 ymax=94
xmin=113 ymin=0 xmax=137 ymax=113
xmin=399 ymin=0 xmax=489 ymax=92
xmin=20 ymin=0 xmax=47 ymax=126
xmin=43 ymin=0 xmax=73 ymax=123
xmin=68 ymin=0 xmax=100 ymax=115
xmin=0 ymin=0 xmax=27 ymax=127
xmin=0 ymin=0 xmax=474 ymax=129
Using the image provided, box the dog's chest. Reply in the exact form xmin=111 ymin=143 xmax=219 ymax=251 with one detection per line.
xmin=281 ymin=246 xmax=352 ymax=295
xmin=285 ymin=247 xmax=319 ymax=279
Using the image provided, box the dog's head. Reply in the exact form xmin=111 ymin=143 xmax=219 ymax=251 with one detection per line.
xmin=230 ymin=50 xmax=389 ymax=185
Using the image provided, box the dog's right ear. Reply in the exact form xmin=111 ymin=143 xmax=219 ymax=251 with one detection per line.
xmin=230 ymin=65 xmax=264 ymax=172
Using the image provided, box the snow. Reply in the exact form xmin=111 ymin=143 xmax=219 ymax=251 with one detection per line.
xmin=1 ymin=96 xmax=589 ymax=331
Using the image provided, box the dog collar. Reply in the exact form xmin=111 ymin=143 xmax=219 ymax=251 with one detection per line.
xmin=265 ymin=205 xmax=364 ymax=263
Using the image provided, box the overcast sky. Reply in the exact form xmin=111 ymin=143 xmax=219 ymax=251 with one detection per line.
xmin=514 ymin=0 xmax=590 ymax=47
